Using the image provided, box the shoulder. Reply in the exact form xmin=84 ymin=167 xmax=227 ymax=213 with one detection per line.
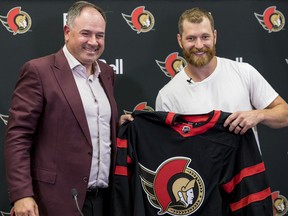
xmin=217 ymin=56 xmax=256 ymax=71
xmin=23 ymin=50 xmax=61 ymax=70
xmin=26 ymin=54 xmax=54 ymax=65
xmin=19 ymin=53 xmax=60 ymax=80
xmin=158 ymin=69 xmax=186 ymax=94
xmin=217 ymin=56 xmax=260 ymax=81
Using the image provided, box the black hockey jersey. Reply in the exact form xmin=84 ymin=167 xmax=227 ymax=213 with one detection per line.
xmin=112 ymin=110 xmax=273 ymax=216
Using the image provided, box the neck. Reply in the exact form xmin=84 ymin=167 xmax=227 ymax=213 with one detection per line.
xmin=85 ymin=64 xmax=94 ymax=77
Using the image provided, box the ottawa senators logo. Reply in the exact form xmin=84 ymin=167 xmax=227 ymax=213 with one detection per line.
xmin=272 ymin=191 xmax=288 ymax=216
xmin=0 ymin=113 xmax=8 ymax=125
xmin=139 ymin=157 xmax=205 ymax=215
xmin=0 ymin=207 xmax=14 ymax=216
xmin=0 ymin=7 xmax=32 ymax=35
xmin=123 ymin=102 xmax=154 ymax=114
xmin=254 ymin=6 xmax=285 ymax=33
xmin=156 ymin=52 xmax=187 ymax=78
xmin=122 ymin=6 xmax=155 ymax=34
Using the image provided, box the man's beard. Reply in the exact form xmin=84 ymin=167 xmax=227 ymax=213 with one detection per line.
xmin=182 ymin=45 xmax=216 ymax=68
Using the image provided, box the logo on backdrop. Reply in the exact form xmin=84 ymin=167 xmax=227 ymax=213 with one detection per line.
xmin=236 ymin=57 xmax=243 ymax=62
xmin=0 ymin=7 xmax=32 ymax=35
xmin=156 ymin=52 xmax=187 ymax=78
xmin=0 ymin=114 xmax=8 ymax=125
xmin=0 ymin=207 xmax=14 ymax=216
xmin=63 ymin=13 xmax=67 ymax=26
xmin=254 ymin=6 xmax=285 ymax=33
xmin=122 ymin=6 xmax=155 ymax=33
xmin=99 ymin=59 xmax=123 ymax=75
xmin=123 ymin=102 xmax=154 ymax=114
xmin=272 ymin=191 xmax=288 ymax=216
xmin=139 ymin=157 xmax=205 ymax=215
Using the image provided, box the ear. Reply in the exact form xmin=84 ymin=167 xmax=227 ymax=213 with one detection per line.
xmin=64 ymin=25 xmax=70 ymax=42
xmin=214 ymin=29 xmax=217 ymax=45
xmin=177 ymin=33 xmax=183 ymax=49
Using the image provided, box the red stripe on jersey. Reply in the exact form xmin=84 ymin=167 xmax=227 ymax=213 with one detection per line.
xmin=127 ymin=156 xmax=132 ymax=165
xmin=230 ymin=187 xmax=271 ymax=212
xmin=115 ymin=165 xmax=128 ymax=176
xmin=222 ymin=162 xmax=265 ymax=193
xmin=117 ymin=138 xmax=127 ymax=148
xmin=171 ymin=110 xmax=221 ymax=137
xmin=165 ymin=112 xmax=175 ymax=125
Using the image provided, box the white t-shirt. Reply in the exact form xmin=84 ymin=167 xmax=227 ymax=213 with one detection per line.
xmin=156 ymin=57 xmax=278 ymax=148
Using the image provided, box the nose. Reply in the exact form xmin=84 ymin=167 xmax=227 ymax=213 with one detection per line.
xmin=194 ymin=38 xmax=203 ymax=49
xmin=88 ymin=35 xmax=98 ymax=46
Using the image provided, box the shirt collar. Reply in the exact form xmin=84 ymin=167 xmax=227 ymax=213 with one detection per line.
xmin=62 ymin=45 xmax=101 ymax=78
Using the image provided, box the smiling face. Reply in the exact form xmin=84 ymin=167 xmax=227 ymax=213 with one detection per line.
xmin=64 ymin=7 xmax=106 ymax=70
xmin=178 ymin=17 xmax=216 ymax=68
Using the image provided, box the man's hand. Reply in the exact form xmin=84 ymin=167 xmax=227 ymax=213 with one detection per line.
xmin=119 ymin=114 xmax=134 ymax=126
xmin=13 ymin=197 xmax=39 ymax=216
xmin=223 ymin=110 xmax=263 ymax=134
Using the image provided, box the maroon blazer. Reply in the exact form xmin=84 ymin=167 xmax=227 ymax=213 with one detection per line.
xmin=4 ymin=49 xmax=118 ymax=215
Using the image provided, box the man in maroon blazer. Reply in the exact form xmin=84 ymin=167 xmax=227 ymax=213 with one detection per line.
xmin=4 ymin=1 xmax=132 ymax=216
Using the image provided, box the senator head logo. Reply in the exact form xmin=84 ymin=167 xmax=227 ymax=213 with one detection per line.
xmin=0 ymin=114 xmax=8 ymax=125
xmin=122 ymin=6 xmax=155 ymax=34
xmin=0 ymin=207 xmax=14 ymax=216
xmin=139 ymin=157 xmax=205 ymax=215
xmin=0 ymin=7 xmax=32 ymax=35
xmin=123 ymin=102 xmax=154 ymax=114
xmin=156 ymin=52 xmax=187 ymax=78
xmin=254 ymin=6 xmax=285 ymax=33
xmin=272 ymin=191 xmax=288 ymax=216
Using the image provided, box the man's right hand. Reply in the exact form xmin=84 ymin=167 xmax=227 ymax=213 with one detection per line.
xmin=13 ymin=197 xmax=39 ymax=216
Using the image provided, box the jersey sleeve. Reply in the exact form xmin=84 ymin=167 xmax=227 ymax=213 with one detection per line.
xmin=220 ymin=129 xmax=273 ymax=215
xmin=111 ymin=121 xmax=133 ymax=216
xmin=112 ymin=120 xmax=148 ymax=216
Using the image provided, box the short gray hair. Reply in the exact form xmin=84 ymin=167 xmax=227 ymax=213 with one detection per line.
xmin=66 ymin=1 xmax=106 ymax=27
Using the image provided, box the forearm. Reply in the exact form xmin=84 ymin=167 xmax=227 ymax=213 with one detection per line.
xmin=260 ymin=102 xmax=288 ymax=128
xmin=224 ymin=96 xmax=288 ymax=133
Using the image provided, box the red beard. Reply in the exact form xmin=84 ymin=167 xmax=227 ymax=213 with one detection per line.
xmin=182 ymin=45 xmax=216 ymax=68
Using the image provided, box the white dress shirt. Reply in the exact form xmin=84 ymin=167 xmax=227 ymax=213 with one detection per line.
xmin=63 ymin=45 xmax=111 ymax=188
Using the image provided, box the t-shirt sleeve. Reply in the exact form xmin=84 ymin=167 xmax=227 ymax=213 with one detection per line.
xmin=247 ymin=63 xmax=278 ymax=109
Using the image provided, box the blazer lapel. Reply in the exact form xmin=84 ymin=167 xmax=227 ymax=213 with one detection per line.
xmin=52 ymin=50 xmax=92 ymax=147
xmin=99 ymin=66 xmax=113 ymax=105
xmin=98 ymin=61 xmax=117 ymax=124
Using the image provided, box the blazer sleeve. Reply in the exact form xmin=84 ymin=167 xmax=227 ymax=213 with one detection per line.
xmin=5 ymin=60 xmax=44 ymax=203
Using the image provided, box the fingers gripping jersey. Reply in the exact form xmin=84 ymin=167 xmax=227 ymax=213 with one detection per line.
xmin=112 ymin=110 xmax=273 ymax=216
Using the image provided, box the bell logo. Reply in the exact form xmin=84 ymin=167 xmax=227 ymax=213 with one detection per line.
xmin=236 ymin=57 xmax=243 ymax=62
xmin=63 ymin=13 xmax=67 ymax=26
xmin=99 ymin=59 xmax=124 ymax=75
